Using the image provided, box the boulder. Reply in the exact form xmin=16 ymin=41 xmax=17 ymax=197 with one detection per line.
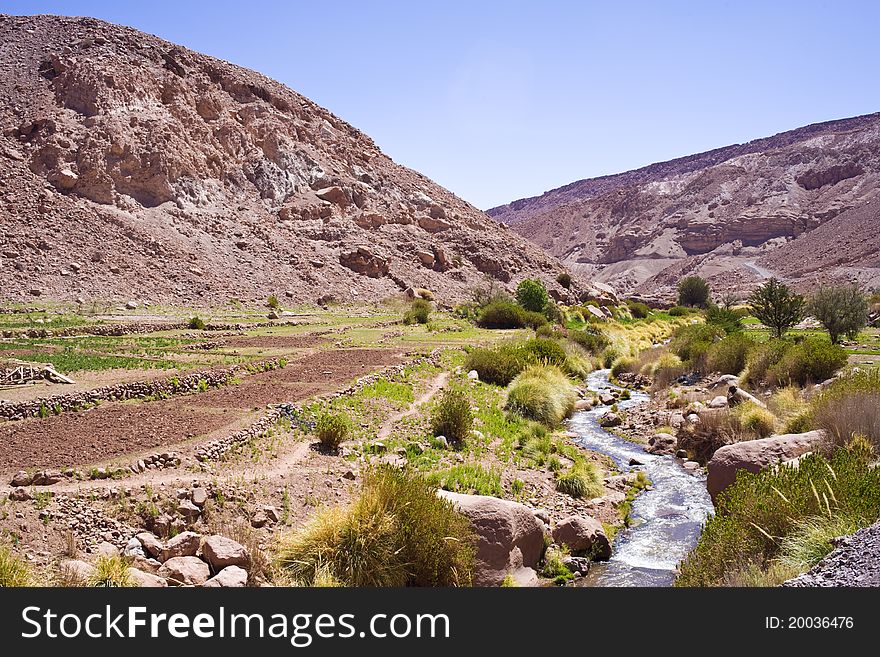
xmin=11 ymin=471 xmax=33 ymax=487
xmin=60 ymin=559 xmax=95 ymax=584
xmin=191 ymin=488 xmax=208 ymax=507
xmin=127 ymin=567 xmax=168 ymax=588
xmin=415 ymin=250 xmax=435 ymax=267
xmin=467 ymin=369 xmax=479 ymax=381
xmin=158 ymin=556 xmax=211 ymax=586
xmin=136 ymin=532 xmax=164 ymax=559
xmin=9 ymin=487 xmax=31 ymax=501
xmin=160 ymin=531 xmax=201 ymax=561
xmin=339 ymin=248 xmax=389 ymax=278
xmin=706 ymin=430 xmax=824 ymax=502
xmin=201 ymin=535 xmax=250 ymax=570
xmin=417 ymin=215 xmax=453 ymax=233
xmin=123 ymin=537 xmax=146 ymax=559
xmin=727 ymin=385 xmax=767 ymax=409
xmin=314 ymin=186 xmax=350 ymax=206
xmin=552 ymin=516 xmax=611 ymax=561
xmin=599 ymin=412 xmax=622 ymax=428
xmin=202 ymin=565 xmax=248 ymax=588
xmin=574 ymin=399 xmax=592 ymax=411
xmin=96 ymin=541 xmax=119 ymax=557
xmin=707 ymin=395 xmax=728 ymax=409
xmin=438 ymin=491 xmax=547 ymax=586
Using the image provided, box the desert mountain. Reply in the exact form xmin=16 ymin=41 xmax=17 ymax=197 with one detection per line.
xmin=0 ymin=14 xmax=569 ymax=306
xmin=489 ymin=113 xmax=880 ymax=300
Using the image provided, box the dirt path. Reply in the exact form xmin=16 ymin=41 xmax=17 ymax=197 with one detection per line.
xmin=376 ymin=372 xmax=448 ymax=440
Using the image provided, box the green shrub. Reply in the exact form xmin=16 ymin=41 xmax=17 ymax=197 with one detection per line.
xmin=676 ymin=440 xmax=880 ymax=587
xmin=706 ymin=333 xmax=754 ymax=375
xmin=812 ymin=370 xmax=880 ymax=450
xmin=777 ymin=514 xmax=862 ymax=572
xmin=668 ymin=305 xmax=690 ymax=317
xmin=315 ymin=412 xmax=352 ymax=452
xmin=516 ymin=278 xmax=549 ymax=313
xmin=706 ymin=305 xmax=743 ymax=334
xmin=569 ymin=327 xmax=610 ymax=354
xmin=403 ymin=299 xmax=432 ymax=325
xmin=748 ymin=278 xmax=804 ymax=339
xmin=542 ymin=301 xmax=564 ymax=325
xmin=677 ymin=276 xmax=711 ymax=308
xmin=809 ymin=285 xmax=868 ymax=344
xmin=555 ymin=462 xmax=604 ymax=498
xmin=187 ymin=316 xmax=206 ymax=330
xmin=627 ymin=301 xmax=650 ymax=319
xmin=731 ymin=402 xmax=776 ymax=438
xmin=610 ymin=357 xmax=636 ymax=378
xmin=601 ymin=347 xmax=618 ymax=369
xmin=535 ymin=324 xmax=555 ymax=338
xmin=426 ymin=464 xmax=502 ymax=497
xmin=431 ymin=387 xmax=474 ymax=444
xmin=89 ymin=556 xmax=135 ymax=587
xmin=505 ymin=365 xmax=578 ymax=426
xmin=0 ymin=545 xmax=32 ymax=587
xmin=670 ymin=323 xmax=725 ymax=371
xmin=745 ymin=339 xmax=791 ymax=386
xmin=556 ymin=272 xmax=572 ymax=289
xmin=275 ymin=466 xmax=476 ymax=586
xmin=768 ymin=337 xmax=847 ymax=387
xmin=478 ymin=301 xmax=546 ymax=329
xmin=267 ymin=294 xmax=280 ymax=309
xmin=521 ymin=338 xmax=567 ymax=366
xmin=465 ymin=339 xmax=567 ymax=386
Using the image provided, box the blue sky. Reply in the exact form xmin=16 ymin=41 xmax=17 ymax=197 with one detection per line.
xmin=6 ymin=1 xmax=880 ymax=209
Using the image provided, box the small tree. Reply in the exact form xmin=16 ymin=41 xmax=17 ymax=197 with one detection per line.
xmin=748 ymin=278 xmax=805 ymax=339
xmin=809 ymin=285 xmax=868 ymax=344
xmin=556 ymin=272 xmax=572 ymax=289
xmin=516 ymin=278 xmax=549 ymax=313
xmin=677 ymin=276 xmax=711 ymax=308
xmin=267 ymin=294 xmax=280 ymax=309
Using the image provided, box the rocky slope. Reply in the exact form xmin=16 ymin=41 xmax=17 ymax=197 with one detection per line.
xmin=784 ymin=520 xmax=880 ymax=587
xmin=489 ymin=113 xmax=880 ymax=300
xmin=0 ymin=14 xmax=569 ymax=306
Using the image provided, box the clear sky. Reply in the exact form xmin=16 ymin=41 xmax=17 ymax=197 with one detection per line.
xmin=5 ymin=1 xmax=880 ymax=209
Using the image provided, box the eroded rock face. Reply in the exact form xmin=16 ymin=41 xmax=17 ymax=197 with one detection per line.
xmin=706 ymin=430 xmax=824 ymax=502
xmin=438 ymin=490 xmax=547 ymax=587
xmin=0 ymin=15 xmax=569 ymax=306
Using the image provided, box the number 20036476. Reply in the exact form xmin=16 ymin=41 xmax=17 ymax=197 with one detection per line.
xmin=765 ymin=617 xmax=854 ymax=630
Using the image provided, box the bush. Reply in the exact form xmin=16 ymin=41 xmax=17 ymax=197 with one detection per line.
xmin=505 ymin=365 xmax=578 ymax=426
xmin=275 ymin=466 xmax=476 ymax=586
xmin=0 ymin=545 xmax=32 ymax=587
xmin=812 ymin=370 xmax=880 ymax=450
xmin=89 ymin=555 xmax=135 ymax=587
xmin=678 ymin=276 xmax=711 ymax=308
xmin=744 ymin=339 xmax=791 ymax=387
xmin=676 ymin=440 xmax=880 ymax=587
xmin=809 ymin=285 xmax=869 ymax=344
xmin=465 ymin=339 xmax=568 ymax=386
xmin=768 ymin=337 xmax=848 ymax=387
xmin=315 ymin=412 xmax=352 ymax=452
xmin=627 ymin=301 xmax=650 ymax=319
xmin=556 ymin=272 xmax=572 ymax=289
xmin=706 ymin=333 xmax=754 ymax=375
xmin=668 ymin=305 xmax=691 ymax=316
xmin=535 ymin=324 xmax=555 ymax=338
xmin=521 ymin=338 xmax=567 ymax=367
xmin=731 ymin=402 xmax=776 ymax=438
xmin=516 ymin=278 xmax=549 ymax=313
xmin=610 ymin=357 xmax=636 ymax=378
xmin=431 ymin=387 xmax=474 ymax=444
xmin=188 ymin=316 xmax=205 ymax=330
xmin=403 ymin=299 xmax=432 ymax=325
xmin=705 ymin=304 xmax=743 ymax=334
xmin=542 ymin=301 xmax=564 ymax=325
xmin=267 ymin=294 xmax=280 ymax=309
xmin=670 ymin=323 xmax=724 ymax=371
xmin=748 ymin=278 xmax=804 ymax=339
xmin=555 ymin=462 xmax=604 ymax=498
xmin=477 ymin=301 xmax=547 ymax=329
xmin=426 ymin=464 xmax=502 ymax=497
xmin=676 ymin=409 xmax=746 ymax=464
xmin=569 ymin=327 xmax=610 ymax=354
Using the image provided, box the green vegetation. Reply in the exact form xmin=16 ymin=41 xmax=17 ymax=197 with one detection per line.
xmin=516 ymin=278 xmax=549 ymax=313
xmin=88 ymin=555 xmax=135 ymax=587
xmin=403 ymin=299 xmax=432 ymax=325
xmin=670 ymin=323 xmax=724 ymax=372
xmin=426 ymin=463 xmax=503 ymax=496
xmin=555 ymin=462 xmax=604 ymax=498
xmin=812 ymin=370 xmax=880 ymax=450
xmin=431 ymin=387 xmax=474 ymax=445
xmin=731 ymin=402 xmax=776 ymax=438
xmin=541 ymin=547 xmax=574 ymax=584
xmin=505 ymin=365 xmax=578 ymax=426
xmin=267 ymin=295 xmax=280 ymax=309
xmin=568 ymin=327 xmax=610 ymax=354
xmin=748 ymin=278 xmax=805 ymax=339
xmin=677 ymin=276 xmax=711 ymax=308
xmin=809 ymin=285 xmax=868 ymax=344
xmin=315 ymin=412 xmax=353 ymax=452
xmin=477 ymin=300 xmax=547 ymax=330
xmin=0 ymin=545 xmax=32 ymax=587
xmin=706 ymin=333 xmax=754 ymax=375
xmin=705 ymin=304 xmax=744 ymax=334
xmin=275 ymin=466 xmax=476 ymax=586
xmin=676 ymin=440 xmax=880 ymax=587
xmin=769 ymin=337 xmax=848 ymax=386
xmin=627 ymin=301 xmax=650 ymax=319
xmin=187 ymin=316 xmax=206 ymax=330
xmin=556 ymin=272 xmax=572 ymax=289
xmin=465 ymin=338 xmax=573 ymax=386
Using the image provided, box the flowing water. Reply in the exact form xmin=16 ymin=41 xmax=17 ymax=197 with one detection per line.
xmin=571 ymin=369 xmax=714 ymax=586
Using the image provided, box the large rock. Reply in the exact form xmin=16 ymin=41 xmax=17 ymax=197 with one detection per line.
xmin=727 ymin=385 xmax=767 ymax=409
xmin=438 ymin=490 xmax=547 ymax=586
xmin=11 ymin=471 xmax=33 ymax=487
xmin=552 ymin=516 xmax=612 ymax=561
xmin=127 ymin=567 xmax=168 ymax=587
xmin=60 ymin=559 xmax=95 ymax=584
xmin=200 ymin=535 xmax=250 ymax=570
xmin=159 ymin=531 xmax=201 ymax=562
xmin=707 ymin=431 xmax=824 ymax=502
xmin=339 ymin=248 xmax=389 ymax=278
xmin=202 ymin=565 xmax=248 ymax=588
xmin=136 ymin=532 xmax=164 ymax=559
xmin=158 ymin=556 xmax=211 ymax=586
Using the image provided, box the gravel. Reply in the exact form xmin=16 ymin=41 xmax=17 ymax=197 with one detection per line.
xmin=783 ymin=520 xmax=880 ymax=587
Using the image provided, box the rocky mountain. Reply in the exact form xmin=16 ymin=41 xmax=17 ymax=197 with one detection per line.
xmin=488 ymin=113 xmax=880 ymax=300
xmin=0 ymin=14 xmax=569 ymax=306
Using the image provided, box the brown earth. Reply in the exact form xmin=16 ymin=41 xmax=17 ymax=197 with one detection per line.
xmin=0 ymin=347 xmax=403 ymax=473
xmin=488 ymin=113 xmax=880 ymax=300
xmin=219 ymin=334 xmax=329 ymax=349
xmin=0 ymin=14 xmax=573 ymax=307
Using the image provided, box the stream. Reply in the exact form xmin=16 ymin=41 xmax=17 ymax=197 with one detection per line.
xmin=570 ymin=369 xmax=714 ymax=587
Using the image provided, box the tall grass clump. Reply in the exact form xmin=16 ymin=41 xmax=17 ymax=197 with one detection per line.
xmin=465 ymin=339 xmax=570 ymax=386
xmin=505 ymin=365 xmax=578 ymax=427
xmin=744 ymin=339 xmax=791 ymax=387
xmin=568 ymin=327 xmax=610 ymax=354
xmin=315 ymin=412 xmax=352 ymax=452
xmin=731 ymin=402 xmax=776 ymax=438
xmin=431 ymin=387 xmax=474 ymax=445
xmin=403 ymin=299 xmax=432 ymax=325
xmin=188 ymin=316 xmax=206 ymax=330
xmin=812 ymin=370 xmax=880 ymax=450
xmin=275 ymin=467 xmax=476 ymax=587
xmin=0 ymin=545 xmax=32 ymax=587
xmin=88 ymin=555 xmax=136 ymax=587
xmin=676 ymin=439 xmax=880 ymax=587
xmin=555 ymin=462 xmax=604 ymax=498
xmin=706 ymin=332 xmax=754 ymax=375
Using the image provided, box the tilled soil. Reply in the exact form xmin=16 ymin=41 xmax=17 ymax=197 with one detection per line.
xmin=0 ymin=348 xmax=403 ymax=473
xmin=219 ymin=334 xmax=330 ymax=349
